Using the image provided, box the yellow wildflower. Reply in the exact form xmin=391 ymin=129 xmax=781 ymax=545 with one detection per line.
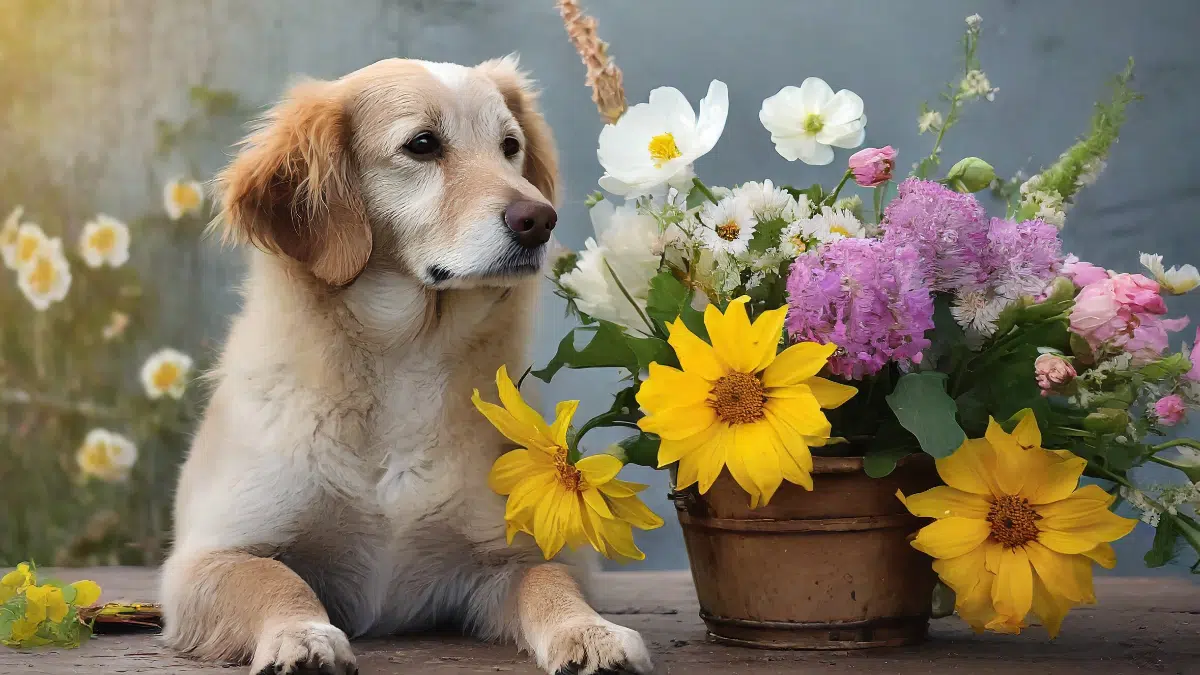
xmin=0 ymin=562 xmax=35 ymax=603
xmin=636 ymin=297 xmax=856 ymax=507
xmin=473 ymin=366 xmax=664 ymax=560
xmin=898 ymin=411 xmax=1137 ymax=637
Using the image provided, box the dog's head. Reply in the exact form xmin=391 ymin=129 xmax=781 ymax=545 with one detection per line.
xmin=217 ymin=56 xmax=558 ymax=289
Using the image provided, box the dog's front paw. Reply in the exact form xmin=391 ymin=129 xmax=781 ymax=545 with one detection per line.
xmin=539 ymin=618 xmax=653 ymax=675
xmin=249 ymin=620 xmax=357 ymax=675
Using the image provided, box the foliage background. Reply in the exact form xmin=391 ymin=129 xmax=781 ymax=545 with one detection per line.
xmin=0 ymin=0 xmax=1197 ymax=575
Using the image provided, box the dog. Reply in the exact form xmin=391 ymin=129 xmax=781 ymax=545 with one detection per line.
xmin=159 ymin=56 xmax=654 ymax=675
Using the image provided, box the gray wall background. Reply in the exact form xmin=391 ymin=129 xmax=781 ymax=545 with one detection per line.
xmin=9 ymin=0 xmax=1199 ymax=576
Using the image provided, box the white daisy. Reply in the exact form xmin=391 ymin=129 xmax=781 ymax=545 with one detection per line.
xmin=698 ymin=196 xmax=756 ymax=256
xmin=597 ymin=80 xmax=728 ymax=198
xmin=79 ymin=214 xmax=131 ymax=269
xmin=759 ymin=77 xmax=866 ymax=165
xmin=163 ymin=178 xmax=205 ymax=220
xmin=77 ymin=429 xmax=138 ymax=483
xmin=559 ymin=201 xmax=662 ymax=333
xmin=798 ymin=206 xmax=866 ymax=244
xmin=917 ymin=110 xmax=943 ymax=134
xmin=731 ymin=180 xmax=796 ymax=221
xmin=16 ymin=237 xmax=72 ymax=311
xmin=5 ymin=222 xmax=49 ymax=271
xmin=0 ymin=206 xmax=25 ymax=268
xmin=1140 ymin=252 xmax=1200 ymax=295
xmin=140 ymin=348 xmax=194 ymax=399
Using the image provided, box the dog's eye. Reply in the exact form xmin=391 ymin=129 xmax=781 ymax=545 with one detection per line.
xmin=502 ymin=136 xmax=521 ymax=159
xmin=403 ymin=132 xmax=442 ymax=159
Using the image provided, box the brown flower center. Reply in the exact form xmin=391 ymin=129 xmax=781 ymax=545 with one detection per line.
xmin=553 ymin=448 xmax=582 ymax=493
xmin=716 ymin=221 xmax=741 ymax=241
xmin=987 ymin=494 xmax=1042 ymax=548
xmin=709 ymin=372 xmax=767 ymax=425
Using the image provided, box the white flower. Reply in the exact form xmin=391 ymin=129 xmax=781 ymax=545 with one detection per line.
xmin=779 ymin=221 xmax=811 ymax=258
xmin=698 ymin=196 xmax=756 ymax=256
xmin=163 ymin=178 xmax=205 ymax=220
xmin=102 ymin=311 xmax=130 ymax=341
xmin=798 ymin=206 xmax=866 ymax=244
xmin=960 ymin=70 xmax=997 ymax=101
xmin=4 ymin=220 xmax=48 ymax=271
xmin=730 ymin=180 xmax=796 ymax=222
xmin=77 ymin=429 xmax=138 ymax=483
xmin=917 ymin=110 xmax=943 ymax=134
xmin=140 ymin=348 xmax=194 ymax=399
xmin=1076 ymin=158 xmax=1107 ymax=188
xmin=760 ymin=77 xmax=866 ymax=165
xmin=965 ymin=14 xmax=982 ymax=31
xmin=596 ymin=80 xmax=728 ymax=197
xmin=559 ymin=201 xmax=662 ymax=333
xmin=951 ymin=290 xmax=1009 ymax=341
xmin=79 ymin=214 xmax=131 ymax=269
xmin=1021 ymin=187 xmax=1067 ymax=228
xmin=16 ymin=237 xmax=72 ymax=311
xmin=1140 ymin=252 xmax=1200 ymax=295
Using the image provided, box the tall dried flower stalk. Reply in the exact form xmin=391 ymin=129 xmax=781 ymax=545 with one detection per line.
xmin=557 ymin=0 xmax=627 ymax=123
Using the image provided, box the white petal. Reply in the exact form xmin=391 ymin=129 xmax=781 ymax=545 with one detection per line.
xmin=759 ymin=86 xmax=807 ymax=135
xmin=589 ymin=199 xmax=616 ymax=239
xmin=692 ymin=80 xmax=729 ymax=156
xmin=792 ymin=138 xmax=835 ymax=165
xmin=598 ymin=173 xmax=636 ymax=197
xmin=797 ymin=77 xmax=835 ymax=111
xmin=822 ymin=122 xmax=866 ymax=149
xmin=819 ymin=89 xmax=864 ymax=127
xmin=647 ymin=86 xmax=697 ymax=129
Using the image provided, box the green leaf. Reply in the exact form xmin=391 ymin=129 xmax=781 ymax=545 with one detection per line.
xmin=863 ymin=416 xmax=919 ymax=478
xmin=530 ymin=322 xmax=638 ymax=382
xmin=625 ymin=333 xmax=677 ymax=371
xmin=886 ymin=372 xmax=966 ymax=459
xmin=1145 ymin=517 xmax=1179 ymax=568
xmin=924 ymin=295 xmax=966 ymax=371
xmin=685 ymin=185 xmax=708 ymax=211
xmin=645 ymin=271 xmax=708 ymax=340
xmin=931 ymin=581 xmax=957 ymax=619
xmin=618 ymin=433 xmax=661 ymax=468
xmin=747 ymin=216 xmax=788 ymax=255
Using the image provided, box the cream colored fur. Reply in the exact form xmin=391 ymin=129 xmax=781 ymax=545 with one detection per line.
xmin=160 ymin=57 xmax=652 ymax=675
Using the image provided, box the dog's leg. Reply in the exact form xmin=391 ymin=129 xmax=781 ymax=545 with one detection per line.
xmin=512 ymin=563 xmax=654 ymax=675
xmin=161 ymin=549 xmax=358 ymax=675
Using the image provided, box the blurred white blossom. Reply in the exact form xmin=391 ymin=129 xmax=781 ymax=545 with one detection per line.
xmin=16 ymin=237 xmax=72 ymax=311
xmin=163 ymin=178 xmax=205 ymax=220
xmin=79 ymin=214 xmax=131 ymax=269
xmin=140 ymin=348 xmax=194 ymax=399
xmin=77 ymin=429 xmax=138 ymax=483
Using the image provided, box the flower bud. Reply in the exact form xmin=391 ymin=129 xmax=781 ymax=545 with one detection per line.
xmin=946 ymin=157 xmax=996 ymax=193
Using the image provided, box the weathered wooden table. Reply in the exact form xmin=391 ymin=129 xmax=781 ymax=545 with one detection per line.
xmin=2 ymin=568 xmax=1196 ymax=674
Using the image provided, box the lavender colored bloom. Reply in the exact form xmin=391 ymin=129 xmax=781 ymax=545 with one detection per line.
xmin=785 ymin=238 xmax=935 ymax=380
xmin=882 ymin=178 xmax=991 ymax=292
xmin=984 ymin=217 xmax=1064 ymax=299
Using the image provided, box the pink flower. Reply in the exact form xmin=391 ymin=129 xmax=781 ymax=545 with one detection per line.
xmin=1188 ymin=328 xmax=1200 ymax=382
xmin=1069 ymin=274 xmax=1188 ymax=364
xmin=1034 ymin=353 xmax=1076 ymax=396
xmin=1062 ymin=254 xmax=1109 ymax=288
xmin=848 ymin=146 xmax=897 ymax=187
xmin=1153 ymin=394 xmax=1187 ymax=427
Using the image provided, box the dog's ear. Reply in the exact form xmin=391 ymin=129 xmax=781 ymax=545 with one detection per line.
xmin=477 ymin=55 xmax=559 ymax=205
xmin=216 ymin=79 xmax=372 ymax=286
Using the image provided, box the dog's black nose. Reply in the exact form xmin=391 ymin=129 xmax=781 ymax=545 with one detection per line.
xmin=504 ymin=200 xmax=556 ymax=248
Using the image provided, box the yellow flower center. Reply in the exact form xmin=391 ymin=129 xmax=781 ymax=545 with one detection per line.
xmin=789 ymin=234 xmax=808 ymax=252
xmin=17 ymin=234 xmax=40 ymax=264
xmin=709 ymin=371 xmax=767 ymax=425
xmin=88 ymin=227 xmax=116 ymax=253
xmin=553 ymin=448 xmax=583 ymax=493
xmin=987 ymin=494 xmax=1042 ymax=548
xmin=151 ymin=362 xmax=181 ymax=391
xmin=829 ymin=224 xmax=851 ymax=237
xmin=716 ymin=221 xmax=741 ymax=242
xmin=27 ymin=257 xmax=55 ymax=294
xmin=172 ymin=183 xmax=201 ymax=210
xmin=81 ymin=443 xmax=115 ymax=472
xmin=647 ymin=132 xmax=682 ymax=168
xmin=803 ymin=112 xmax=825 ymax=135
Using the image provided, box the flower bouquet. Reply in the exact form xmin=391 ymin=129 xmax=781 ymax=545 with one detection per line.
xmin=470 ymin=3 xmax=1200 ymax=647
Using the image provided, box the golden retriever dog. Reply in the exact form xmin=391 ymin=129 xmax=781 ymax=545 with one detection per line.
xmin=160 ymin=57 xmax=654 ymax=675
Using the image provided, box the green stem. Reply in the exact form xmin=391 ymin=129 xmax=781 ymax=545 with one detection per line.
xmin=1150 ymin=438 xmax=1200 ymax=453
xmin=692 ymin=177 xmax=720 ymax=205
xmin=872 ymin=182 xmax=887 ymax=224
xmin=570 ymin=411 xmax=631 ymax=456
xmin=602 ymin=258 xmax=659 ymax=337
xmin=824 ymin=170 xmax=852 ymax=206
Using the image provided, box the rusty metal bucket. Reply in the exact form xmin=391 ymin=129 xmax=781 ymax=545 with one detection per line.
xmin=672 ymin=455 xmax=939 ymax=649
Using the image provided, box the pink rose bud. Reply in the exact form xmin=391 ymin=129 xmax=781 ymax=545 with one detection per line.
xmin=1034 ymin=353 xmax=1076 ymax=395
xmin=848 ymin=146 xmax=897 ymax=188
xmin=1153 ymin=394 xmax=1187 ymax=427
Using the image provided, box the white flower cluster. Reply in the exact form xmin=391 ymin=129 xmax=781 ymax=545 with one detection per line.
xmin=1018 ymin=175 xmax=1068 ymax=228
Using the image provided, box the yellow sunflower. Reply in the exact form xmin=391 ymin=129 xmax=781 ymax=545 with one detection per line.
xmin=898 ymin=411 xmax=1137 ymax=637
xmin=636 ymin=296 xmax=856 ymax=507
xmin=473 ymin=366 xmax=664 ymax=561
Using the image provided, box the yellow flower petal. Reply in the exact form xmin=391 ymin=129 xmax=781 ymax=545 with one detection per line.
xmin=495 ymin=365 xmax=553 ymax=438
xmin=760 ymin=341 xmax=836 ymax=388
xmin=656 ymin=422 xmax=719 ymax=467
xmin=1031 ymin=573 xmax=1071 ymax=639
xmin=694 ymin=424 xmax=732 ymax=494
xmin=985 ymin=418 xmax=1026 ymax=496
xmin=900 ymin=486 xmax=991 ymax=520
xmin=638 ymin=402 xmax=717 ymax=441
xmin=549 ymin=400 xmax=579 ymax=449
xmin=608 ymin=494 xmax=665 ymax=530
xmin=773 ymin=431 xmax=814 ymax=491
xmin=911 ymin=517 xmax=991 ymax=559
xmin=732 ymin=421 xmax=784 ymax=507
xmin=1025 ymin=541 xmax=1090 ymax=603
xmin=1023 ymin=455 xmax=1087 ymax=505
xmin=991 ymin=546 xmax=1033 ymax=622
xmin=799 ymin=377 xmax=857 ymax=409
xmin=1039 ymin=508 xmax=1136 ymax=550
xmin=596 ymin=517 xmax=645 ymax=561
xmin=580 ymin=487 xmax=614 ymax=519
xmin=705 ymin=297 xmax=758 ymax=373
xmin=490 ymin=449 xmax=538 ymax=494
xmin=577 ymin=454 xmax=623 ymax=487
xmin=70 ymin=580 xmax=102 ymax=607
xmin=1035 ymin=484 xmax=1116 ymax=528
xmin=1082 ymin=542 xmax=1117 ymax=569
xmin=935 ymin=438 xmax=997 ymax=496
xmin=667 ymin=318 xmax=727 ymax=381
xmin=763 ymin=394 xmax=831 ymax=438
xmin=600 ymin=478 xmax=648 ymax=498
xmin=533 ymin=487 xmax=569 ymax=559
xmin=748 ymin=306 xmax=788 ymax=372
xmin=472 ymin=391 xmax=553 ymax=452
xmin=636 ymin=363 xmax=711 ymax=412
xmin=763 ymin=408 xmax=815 ymax=478
xmin=506 ymin=473 xmax=556 ymax=522
xmin=1010 ymin=410 xmax=1042 ymax=449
